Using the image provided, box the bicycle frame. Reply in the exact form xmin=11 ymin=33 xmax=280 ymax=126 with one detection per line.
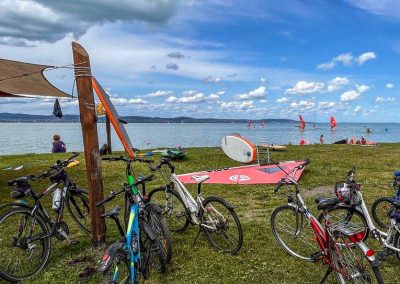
xmin=126 ymin=203 xmax=141 ymax=283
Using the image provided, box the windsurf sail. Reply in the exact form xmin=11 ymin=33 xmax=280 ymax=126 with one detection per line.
xmin=177 ymin=160 xmax=307 ymax=185
xmin=330 ymin=116 xmax=337 ymax=129
xmin=299 ymin=115 xmax=306 ymax=130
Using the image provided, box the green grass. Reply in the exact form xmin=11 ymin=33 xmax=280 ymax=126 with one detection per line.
xmin=0 ymin=144 xmax=399 ymax=283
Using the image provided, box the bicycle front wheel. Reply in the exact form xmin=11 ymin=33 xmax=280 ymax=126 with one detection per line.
xmin=148 ymin=186 xmax=189 ymax=232
xmin=200 ymin=196 xmax=243 ymax=255
xmin=66 ymin=191 xmax=91 ymax=233
xmin=271 ymin=205 xmax=319 ymax=262
xmin=329 ymin=236 xmax=383 ymax=283
xmin=371 ymin=197 xmax=394 ymax=229
xmin=0 ymin=207 xmax=51 ymax=282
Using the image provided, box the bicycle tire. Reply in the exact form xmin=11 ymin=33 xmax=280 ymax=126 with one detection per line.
xmin=66 ymin=191 xmax=91 ymax=233
xmin=0 ymin=207 xmax=51 ymax=282
xmin=200 ymin=195 xmax=243 ymax=255
xmin=271 ymin=205 xmax=319 ymax=262
xmin=148 ymin=186 xmax=190 ymax=232
xmin=317 ymin=205 xmax=369 ymax=243
xmin=394 ymin=230 xmax=400 ymax=261
xmin=140 ymin=222 xmax=166 ymax=274
xmin=371 ymin=197 xmax=394 ymax=229
xmin=103 ymin=250 xmax=133 ymax=284
xmin=145 ymin=202 xmax=173 ymax=264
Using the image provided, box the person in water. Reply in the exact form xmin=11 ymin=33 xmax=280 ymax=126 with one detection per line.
xmin=319 ymin=134 xmax=324 ymax=144
xmin=52 ymin=134 xmax=66 ymax=153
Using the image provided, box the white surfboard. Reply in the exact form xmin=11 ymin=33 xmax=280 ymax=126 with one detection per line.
xmin=221 ymin=134 xmax=257 ymax=163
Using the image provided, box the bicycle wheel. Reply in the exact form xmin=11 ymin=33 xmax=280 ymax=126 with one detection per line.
xmin=145 ymin=202 xmax=173 ymax=264
xmin=200 ymin=196 xmax=243 ymax=255
xmin=148 ymin=186 xmax=189 ymax=232
xmin=140 ymin=223 xmax=166 ymax=274
xmin=66 ymin=191 xmax=91 ymax=233
xmin=0 ymin=207 xmax=51 ymax=282
xmin=371 ymin=197 xmax=394 ymax=229
xmin=318 ymin=205 xmax=369 ymax=243
xmin=271 ymin=205 xmax=319 ymax=262
xmin=103 ymin=250 xmax=132 ymax=284
xmin=394 ymin=230 xmax=400 ymax=260
xmin=329 ymin=235 xmax=383 ymax=283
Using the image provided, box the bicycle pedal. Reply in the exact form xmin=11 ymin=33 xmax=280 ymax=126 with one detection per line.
xmin=70 ymin=239 xmax=80 ymax=245
xmin=310 ymin=251 xmax=324 ymax=262
xmin=376 ymin=250 xmax=388 ymax=264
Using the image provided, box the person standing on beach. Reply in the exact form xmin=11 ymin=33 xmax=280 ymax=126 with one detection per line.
xmin=319 ymin=135 xmax=324 ymax=144
xmin=52 ymin=134 xmax=67 ymax=153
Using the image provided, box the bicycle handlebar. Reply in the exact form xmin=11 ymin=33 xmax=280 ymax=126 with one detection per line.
xmin=274 ymin=180 xmax=285 ymax=193
xmin=273 ymin=159 xmax=310 ymax=192
xmin=102 ymin=156 xmax=154 ymax=164
xmin=95 ymin=174 xmax=155 ymax=207
xmin=149 ymin=158 xmax=175 ymax=173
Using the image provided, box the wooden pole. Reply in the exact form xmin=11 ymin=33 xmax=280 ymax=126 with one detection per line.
xmin=106 ymin=115 xmax=112 ymax=154
xmin=72 ymin=42 xmax=106 ymax=247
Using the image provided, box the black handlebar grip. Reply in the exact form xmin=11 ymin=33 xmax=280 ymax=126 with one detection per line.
xmin=70 ymin=152 xmax=79 ymax=159
xmin=274 ymin=181 xmax=284 ymax=193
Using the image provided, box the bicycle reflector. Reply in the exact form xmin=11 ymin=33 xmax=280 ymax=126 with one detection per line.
xmin=334 ymin=183 xmax=351 ymax=203
xmin=348 ymin=231 xmax=366 ymax=243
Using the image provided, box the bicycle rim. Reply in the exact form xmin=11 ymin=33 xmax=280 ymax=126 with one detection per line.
xmin=270 ymin=205 xmax=319 ymax=262
xmin=201 ymin=196 xmax=243 ymax=255
xmin=141 ymin=231 xmax=166 ymax=274
xmin=371 ymin=197 xmax=394 ymax=229
xmin=329 ymin=236 xmax=383 ymax=283
xmin=67 ymin=192 xmax=91 ymax=233
xmin=0 ymin=208 xmax=50 ymax=282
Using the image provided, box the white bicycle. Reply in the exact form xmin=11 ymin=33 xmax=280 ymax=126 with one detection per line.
xmin=147 ymin=158 xmax=243 ymax=255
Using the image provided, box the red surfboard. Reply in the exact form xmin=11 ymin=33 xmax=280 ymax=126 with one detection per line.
xmin=92 ymin=77 xmax=135 ymax=158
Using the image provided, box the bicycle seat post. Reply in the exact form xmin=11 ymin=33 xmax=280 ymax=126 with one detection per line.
xmin=197 ymin=183 xmax=202 ymax=196
xmin=112 ymin=215 xmax=125 ymax=237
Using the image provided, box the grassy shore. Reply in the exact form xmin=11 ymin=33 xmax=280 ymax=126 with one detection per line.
xmin=0 ymin=144 xmax=399 ymax=283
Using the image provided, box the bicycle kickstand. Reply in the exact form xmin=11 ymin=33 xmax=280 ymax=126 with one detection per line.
xmin=192 ymin=228 xmax=202 ymax=247
xmin=319 ymin=267 xmax=332 ymax=284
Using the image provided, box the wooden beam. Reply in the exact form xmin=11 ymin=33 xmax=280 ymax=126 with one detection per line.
xmin=72 ymin=42 xmax=106 ymax=247
xmin=106 ymin=115 xmax=112 ymax=154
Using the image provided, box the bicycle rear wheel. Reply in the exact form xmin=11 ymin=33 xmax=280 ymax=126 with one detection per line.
xmin=329 ymin=236 xmax=383 ymax=283
xmin=0 ymin=207 xmax=51 ymax=282
xmin=148 ymin=186 xmax=189 ymax=232
xmin=200 ymin=196 xmax=243 ymax=255
xmin=271 ymin=205 xmax=319 ymax=262
xmin=103 ymin=250 xmax=132 ymax=284
xmin=371 ymin=197 xmax=394 ymax=229
xmin=145 ymin=202 xmax=173 ymax=264
xmin=140 ymin=224 xmax=166 ymax=274
xmin=66 ymin=191 xmax=91 ymax=233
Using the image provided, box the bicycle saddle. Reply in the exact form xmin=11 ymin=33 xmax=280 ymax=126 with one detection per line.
xmin=100 ymin=206 xmax=120 ymax=218
xmin=315 ymin=197 xmax=339 ymax=211
xmin=191 ymin=175 xmax=209 ymax=184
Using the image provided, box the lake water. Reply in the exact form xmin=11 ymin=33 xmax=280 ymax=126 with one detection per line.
xmin=0 ymin=122 xmax=399 ymax=155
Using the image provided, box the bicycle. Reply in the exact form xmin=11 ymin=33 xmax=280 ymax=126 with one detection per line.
xmin=101 ymin=155 xmax=172 ymax=264
xmin=371 ymin=171 xmax=400 ymax=230
xmin=0 ymin=153 xmax=90 ymax=282
xmin=147 ymin=158 xmax=243 ymax=255
xmin=322 ymin=167 xmax=400 ymax=261
xmin=96 ymin=175 xmax=166 ymax=283
xmin=270 ymin=160 xmax=383 ymax=283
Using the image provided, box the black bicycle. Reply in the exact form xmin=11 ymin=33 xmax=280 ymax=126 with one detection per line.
xmin=0 ymin=153 xmax=90 ymax=282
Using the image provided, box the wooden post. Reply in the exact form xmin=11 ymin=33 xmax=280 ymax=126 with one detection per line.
xmin=106 ymin=115 xmax=112 ymax=154
xmin=72 ymin=42 xmax=106 ymax=247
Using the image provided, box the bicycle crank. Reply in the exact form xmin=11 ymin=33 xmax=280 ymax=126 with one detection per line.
xmin=55 ymin=221 xmax=70 ymax=241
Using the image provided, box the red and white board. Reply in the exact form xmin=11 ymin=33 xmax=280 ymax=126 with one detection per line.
xmin=177 ymin=160 xmax=307 ymax=185
xmin=221 ymin=134 xmax=257 ymax=163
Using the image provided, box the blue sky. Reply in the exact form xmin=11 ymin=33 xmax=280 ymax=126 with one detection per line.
xmin=0 ymin=0 xmax=400 ymax=122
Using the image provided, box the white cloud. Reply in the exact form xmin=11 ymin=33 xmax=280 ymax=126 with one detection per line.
xmin=354 ymin=105 xmax=361 ymax=112
xmin=166 ymin=90 xmax=220 ymax=103
xmin=111 ymin=97 xmax=147 ymax=105
xmin=357 ymin=52 xmax=376 ymax=65
xmin=147 ymin=90 xmax=173 ymax=97
xmin=260 ymin=77 xmax=267 ymax=83
xmin=221 ymin=100 xmax=254 ymax=110
xmin=236 ymin=86 xmax=266 ymax=100
xmin=276 ymin=97 xmax=288 ymax=103
xmin=327 ymin=77 xmax=350 ymax=92
xmin=285 ymin=81 xmax=324 ymax=95
xmin=317 ymin=61 xmax=336 ymax=70
xmin=334 ymin=53 xmax=354 ymax=66
xmin=375 ymin=97 xmax=396 ymax=103
xmin=356 ymin=84 xmax=370 ymax=93
xmin=341 ymin=90 xmax=360 ymax=102
xmin=319 ymin=101 xmax=336 ymax=109
xmin=167 ymin=51 xmax=185 ymax=59
xmin=386 ymin=83 xmax=394 ymax=89
xmin=204 ymin=76 xmax=223 ymax=84
xmin=290 ymin=100 xmax=316 ymax=109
